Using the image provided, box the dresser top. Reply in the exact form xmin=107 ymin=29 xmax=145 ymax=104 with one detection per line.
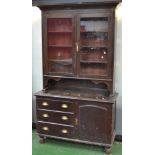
xmin=35 ymin=90 xmax=118 ymax=103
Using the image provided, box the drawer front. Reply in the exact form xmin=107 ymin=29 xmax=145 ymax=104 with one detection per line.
xmin=37 ymin=98 xmax=76 ymax=112
xmin=37 ymin=122 xmax=74 ymax=138
xmin=37 ymin=110 xmax=76 ymax=125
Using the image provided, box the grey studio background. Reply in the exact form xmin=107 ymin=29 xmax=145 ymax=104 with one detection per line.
xmin=32 ymin=4 xmax=122 ymax=135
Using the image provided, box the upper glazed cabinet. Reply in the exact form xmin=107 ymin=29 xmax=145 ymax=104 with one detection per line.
xmin=43 ymin=11 xmax=114 ymax=79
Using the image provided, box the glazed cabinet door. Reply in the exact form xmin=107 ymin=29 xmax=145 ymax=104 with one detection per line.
xmin=77 ymin=101 xmax=112 ymax=144
xmin=42 ymin=13 xmax=76 ymax=76
xmin=77 ymin=12 xmax=114 ymax=79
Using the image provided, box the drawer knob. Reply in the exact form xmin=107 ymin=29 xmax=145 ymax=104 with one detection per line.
xmin=42 ymin=126 xmax=49 ymax=131
xmin=42 ymin=114 xmax=49 ymax=118
xmin=61 ymin=116 xmax=68 ymax=120
xmin=42 ymin=102 xmax=48 ymax=106
xmin=61 ymin=104 xmax=68 ymax=109
xmin=101 ymin=56 xmax=104 ymax=59
xmin=61 ymin=129 xmax=68 ymax=134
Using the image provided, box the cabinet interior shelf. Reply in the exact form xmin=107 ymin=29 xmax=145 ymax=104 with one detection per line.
xmin=80 ymin=31 xmax=108 ymax=33
xmin=48 ymin=72 xmax=73 ymax=75
xmin=81 ymin=45 xmax=108 ymax=49
xmin=48 ymin=59 xmax=72 ymax=64
xmin=48 ymin=31 xmax=72 ymax=33
xmin=80 ymin=60 xmax=108 ymax=64
xmin=48 ymin=45 xmax=72 ymax=48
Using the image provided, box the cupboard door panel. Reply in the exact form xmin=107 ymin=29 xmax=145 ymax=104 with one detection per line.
xmin=42 ymin=11 xmax=114 ymax=79
xmin=77 ymin=12 xmax=113 ymax=78
xmin=43 ymin=14 xmax=76 ymax=76
xmin=78 ymin=103 xmax=111 ymax=143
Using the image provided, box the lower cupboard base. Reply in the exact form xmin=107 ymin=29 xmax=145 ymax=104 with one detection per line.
xmin=38 ymin=130 xmax=115 ymax=154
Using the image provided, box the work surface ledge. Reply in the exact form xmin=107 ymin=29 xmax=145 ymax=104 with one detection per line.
xmin=35 ymin=90 xmax=118 ymax=103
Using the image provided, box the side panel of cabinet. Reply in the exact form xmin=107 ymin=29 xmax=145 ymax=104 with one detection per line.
xmin=42 ymin=12 xmax=76 ymax=77
xmin=77 ymin=101 xmax=113 ymax=144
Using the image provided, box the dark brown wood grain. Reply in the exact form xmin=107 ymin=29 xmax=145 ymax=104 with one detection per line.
xmin=37 ymin=122 xmax=75 ymax=138
xmin=35 ymin=95 xmax=116 ymax=145
xmin=41 ymin=8 xmax=115 ymax=94
xmin=37 ymin=98 xmax=77 ymax=112
xmin=32 ymin=0 xmax=121 ymax=10
xmin=34 ymin=1 xmax=118 ymax=153
xmin=37 ymin=109 xmax=76 ymax=125
xmin=77 ymin=101 xmax=112 ymax=143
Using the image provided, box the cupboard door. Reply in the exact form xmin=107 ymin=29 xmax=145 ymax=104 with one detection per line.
xmin=78 ymin=102 xmax=112 ymax=143
xmin=43 ymin=13 xmax=76 ymax=76
xmin=77 ymin=13 xmax=113 ymax=78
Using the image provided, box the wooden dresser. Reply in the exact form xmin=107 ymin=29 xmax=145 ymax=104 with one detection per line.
xmin=33 ymin=0 xmax=121 ymax=154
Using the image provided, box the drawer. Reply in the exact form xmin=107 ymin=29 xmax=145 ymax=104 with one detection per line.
xmin=37 ymin=122 xmax=74 ymax=138
xmin=37 ymin=110 xmax=76 ymax=125
xmin=37 ymin=98 xmax=76 ymax=112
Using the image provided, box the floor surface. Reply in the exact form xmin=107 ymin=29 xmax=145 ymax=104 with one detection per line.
xmin=32 ymin=130 xmax=122 ymax=155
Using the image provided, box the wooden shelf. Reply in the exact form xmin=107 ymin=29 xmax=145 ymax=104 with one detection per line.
xmin=80 ymin=60 xmax=108 ymax=64
xmin=48 ymin=71 xmax=73 ymax=75
xmin=48 ymin=31 xmax=72 ymax=33
xmin=80 ymin=31 xmax=108 ymax=33
xmin=48 ymin=59 xmax=72 ymax=64
xmin=48 ymin=45 xmax=72 ymax=48
xmin=81 ymin=45 xmax=108 ymax=49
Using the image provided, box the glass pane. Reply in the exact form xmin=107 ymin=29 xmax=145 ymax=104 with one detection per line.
xmin=80 ymin=17 xmax=108 ymax=47
xmin=47 ymin=18 xmax=72 ymax=32
xmin=80 ymin=47 xmax=108 ymax=62
xmin=47 ymin=18 xmax=73 ymax=74
xmin=80 ymin=63 xmax=107 ymax=76
xmin=48 ymin=61 xmax=72 ymax=74
xmin=80 ymin=17 xmax=109 ymax=76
